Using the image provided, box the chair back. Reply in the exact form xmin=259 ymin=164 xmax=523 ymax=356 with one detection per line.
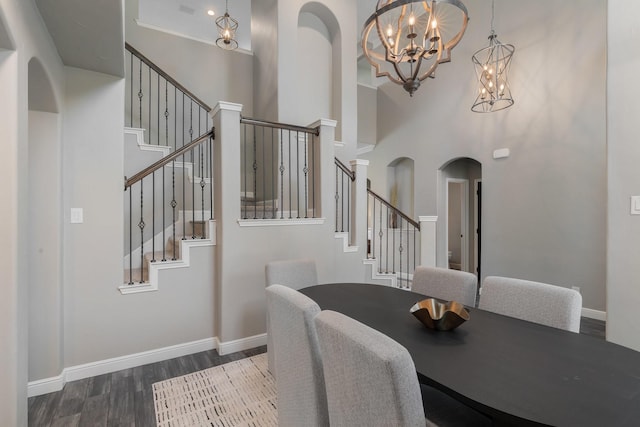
xmin=265 ymin=258 xmax=318 ymax=375
xmin=265 ymin=285 xmax=329 ymax=426
xmin=479 ymin=276 xmax=582 ymax=332
xmin=412 ymin=266 xmax=478 ymax=307
xmin=315 ymin=310 xmax=425 ymax=427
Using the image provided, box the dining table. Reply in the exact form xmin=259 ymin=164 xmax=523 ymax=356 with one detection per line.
xmin=299 ymin=283 xmax=640 ymax=427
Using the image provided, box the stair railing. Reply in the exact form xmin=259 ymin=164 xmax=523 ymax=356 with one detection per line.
xmin=123 ymin=129 xmax=214 ymax=285
xmin=125 ymin=43 xmax=211 ymax=150
xmin=335 ymin=158 xmax=354 ymax=241
xmin=239 ymin=117 xmax=319 ymax=220
xmin=367 ymin=189 xmax=420 ymax=288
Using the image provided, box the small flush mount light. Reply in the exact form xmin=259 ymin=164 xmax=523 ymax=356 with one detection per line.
xmin=215 ymin=0 xmax=239 ymax=50
xmin=471 ymin=0 xmax=514 ymax=113
xmin=207 ymin=10 xmax=215 ymax=16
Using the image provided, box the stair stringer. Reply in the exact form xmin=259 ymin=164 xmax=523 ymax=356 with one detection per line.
xmin=119 ymin=220 xmax=216 ymax=295
xmin=363 ymin=258 xmax=398 ymax=287
xmin=125 ymin=127 xmax=171 ymax=156
xmin=334 ymin=232 xmax=358 ymax=253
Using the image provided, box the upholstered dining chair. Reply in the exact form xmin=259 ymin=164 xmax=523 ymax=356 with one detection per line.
xmin=315 ymin=310 xmax=492 ymax=427
xmin=479 ymin=276 xmax=582 ymax=332
xmin=265 ymin=258 xmax=318 ymax=376
xmin=265 ymin=284 xmax=329 ymax=427
xmin=411 ymin=266 xmax=478 ymax=307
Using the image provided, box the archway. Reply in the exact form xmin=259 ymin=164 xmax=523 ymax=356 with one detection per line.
xmin=439 ymin=158 xmax=482 ymax=277
xmin=296 ymin=2 xmax=342 ymax=139
xmin=387 ymin=157 xmax=415 ymax=217
xmin=27 ymin=57 xmax=63 ymax=383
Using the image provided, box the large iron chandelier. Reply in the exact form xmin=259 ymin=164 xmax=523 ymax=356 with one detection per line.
xmin=215 ymin=0 xmax=238 ymax=50
xmin=471 ymin=0 xmax=514 ymax=112
xmin=361 ymin=0 xmax=469 ymax=97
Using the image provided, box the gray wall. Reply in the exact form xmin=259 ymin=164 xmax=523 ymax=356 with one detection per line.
xmin=62 ymin=66 xmax=216 ymax=367
xmin=363 ymin=0 xmax=607 ymax=311
xmin=606 ymin=0 xmax=640 ymax=351
xmin=126 ymin=0 xmax=254 ymax=117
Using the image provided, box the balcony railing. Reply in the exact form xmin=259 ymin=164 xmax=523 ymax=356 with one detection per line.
xmin=240 ymin=117 xmax=319 ymax=220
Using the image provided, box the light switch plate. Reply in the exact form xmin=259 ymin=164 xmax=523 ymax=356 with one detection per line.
xmin=631 ymin=196 xmax=640 ymax=215
xmin=493 ymin=148 xmax=510 ymax=159
xmin=70 ymin=208 xmax=84 ymax=224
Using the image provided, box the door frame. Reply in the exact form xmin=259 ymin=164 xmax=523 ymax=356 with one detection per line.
xmin=473 ymin=179 xmax=482 ymax=279
xmin=445 ymin=178 xmax=469 ymax=272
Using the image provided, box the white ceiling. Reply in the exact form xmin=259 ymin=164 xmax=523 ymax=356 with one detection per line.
xmin=34 ymin=0 xmax=124 ymax=77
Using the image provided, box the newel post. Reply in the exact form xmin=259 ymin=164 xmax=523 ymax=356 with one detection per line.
xmin=350 ymin=160 xmax=369 ymax=248
xmin=310 ymin=119 xmax=337 ymax=219
xmin=419 ymin=216 xmax=437 ymax=267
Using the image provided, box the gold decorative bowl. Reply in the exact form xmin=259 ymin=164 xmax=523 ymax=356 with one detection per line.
xmin=410 ymin=298 xmax=470 ymax=331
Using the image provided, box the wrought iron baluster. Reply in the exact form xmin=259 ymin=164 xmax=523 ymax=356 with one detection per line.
xmin=243 ymin=124 xmax=247 ymax=219
xmin=399 ymin=216 xmax=403 ymax=288
xmin=129 ymin=51 xmax=133 ymax=127
xmin=128 ymin=188 xmax=133 ymax=284
xmin=262 ymin=126 xmax=265 ymax=219
xmin=191 ymin=103 xmax=195 ymax=239
xmin=209 ymin=135 xmax=213 ymax=220
xmin=312 ymin=135 xmax=316 ymax=218
xmin=200 ymin=137 xmax=205 ymax=238
xmin=379 ymin=201 xmax=384 ymax=273
xmin=171 ymin=159 xmax=177 ymax=260
xmin=253 ymin=124 xmax=257 ymax=220
xmin=157 ymin=74 xmax=159 ymax=145
xmin=296 ymin=131 xmax=300 ymax=218
xmin=272 ymin=128 xmax=276 ymax=219
xmin=139 ymin=181 xmax=145 ymax=283
xmin=148 ymin=65 xmax=151 ymax=144
xmin=280 ymin=129 xmax=284 ymax=219
xmin=182 ymin=94 xmax=186 ymax=239
xmin=304 ymin=133 xmax=308 ymax=218
xmin=138 ymin=59 xmax=143 ymax=129
xmin=152 ymin=170 xmax=156 ymax=263
xmin=288 ymin=130 xmax=292 ymax=219
xmin=335 ymin=166 xmax=339 ymax=232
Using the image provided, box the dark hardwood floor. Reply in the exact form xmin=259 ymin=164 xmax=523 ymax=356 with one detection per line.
xmin=28 ymin=317 xmax=606 ymax=427
xmin=28 ymin=345 xmax=267 ymax=427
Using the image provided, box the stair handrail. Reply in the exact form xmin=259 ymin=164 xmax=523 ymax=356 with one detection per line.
xmin=367 ymin=188 xmax=420 ymax=230
xmin=124 ymin=129 xmax=214 ymax=190
xmin=240 ymin=116 xmax=320 ymax=136
xmin=125 ymin=42 xmax=211 ymax=113
xmin=335 ymin=157 xmax=355 ymax=181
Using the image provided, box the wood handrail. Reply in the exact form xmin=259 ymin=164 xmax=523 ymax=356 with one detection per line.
xmin=124 ymin=129 xmax=214 ymax=190
xmin=335 ymin=158 xmax=355 ymax=181
xmin=240 ymin=116 xmax=320 ymax=136
xmin=367 ymin=188 xmax=420 ymax=230
xmin=125 ymin=42 xmax=211 ymax=113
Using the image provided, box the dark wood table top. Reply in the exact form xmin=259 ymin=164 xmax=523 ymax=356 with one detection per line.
xmin=300 ymin=283 xmax=640 ymax=427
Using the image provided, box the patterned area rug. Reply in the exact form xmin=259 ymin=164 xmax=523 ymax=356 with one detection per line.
xmin=153 ymin=353 xmax=277 ymax=426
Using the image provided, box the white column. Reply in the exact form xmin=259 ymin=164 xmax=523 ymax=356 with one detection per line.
xmin=419 ymin=216 xmax=438 ymax=267
xmin=350 ymin=159 xmax=369 ymax=248
xmin=309 ymin=119 xmax=336 ymax=219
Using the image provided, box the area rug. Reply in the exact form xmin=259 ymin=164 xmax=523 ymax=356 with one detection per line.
xmin=153 ymin=353 xmax=277 ymax=426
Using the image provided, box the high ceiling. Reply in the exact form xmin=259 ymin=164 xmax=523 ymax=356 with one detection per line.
xmin=34 ymin=0 xmax=124 ymax=77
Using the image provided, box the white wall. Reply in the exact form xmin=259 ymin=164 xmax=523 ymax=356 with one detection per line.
xmin=62 ymin=66 xmax=216 ymax=367
xmin=28 ymin=111 xmax=63 ymax=382
xmin=0 ymin=0 xmax=65 ymax=424
xmin=363 ymin=0 xmax=607 ymax=311
xmin=606 ymin=0 xmax=640 ymax=351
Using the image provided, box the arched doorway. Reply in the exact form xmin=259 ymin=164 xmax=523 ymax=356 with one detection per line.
xmin=387 ymin=157 xmax=414 ymax=216
xmin=439 ymin=158 xmax=482 ymax=278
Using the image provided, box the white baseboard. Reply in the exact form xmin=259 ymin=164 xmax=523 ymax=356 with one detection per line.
xmin=217 ymin=333 xmax=267 ymax=356
xmin=27 ymin=374 xmax=65 ymax=398
xmin=582 ymin=308 xmax=606 ymax=321
xmin=28 ymin=337 xmax=216 ymax=397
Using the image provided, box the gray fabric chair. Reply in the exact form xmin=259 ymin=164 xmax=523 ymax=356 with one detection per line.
xmin=265 ymin=284 xmax=329 ymax=427
xmin=411 ymin=266 xmax=478 ymax=307
xmin=315 ymin=310 xmax=425 ymax=427
xmin=479 ymin=276 xmax=582 ymax=332
xmin=265 ymin=258 xmax=318 ymax=375
xmin=315 ymin=310 xmax=491 ymax=427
